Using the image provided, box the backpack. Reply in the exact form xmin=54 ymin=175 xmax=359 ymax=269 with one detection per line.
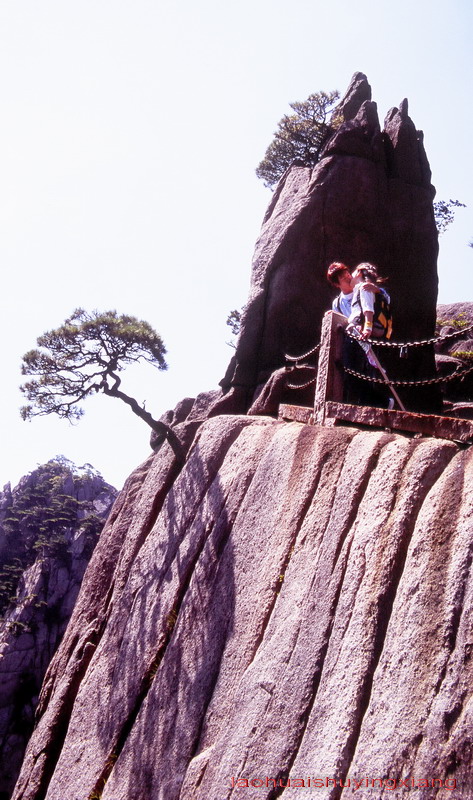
xmin=372 ymin=291 xmax=392 ymax=339
xmin=351 ymin=287 xmax=392 ymax=340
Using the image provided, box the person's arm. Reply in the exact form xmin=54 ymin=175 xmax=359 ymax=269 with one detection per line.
xmin=360 ymin=310 xmax=373 ymax=339
xmin=359 ymin=288 xmax=375 ymax=339
xmin=359 ymin=281 xmax=380 ymax=293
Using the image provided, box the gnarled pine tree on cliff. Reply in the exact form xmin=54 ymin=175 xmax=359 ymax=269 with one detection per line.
xmin=20 ymin=309 xmax=183 ymax=458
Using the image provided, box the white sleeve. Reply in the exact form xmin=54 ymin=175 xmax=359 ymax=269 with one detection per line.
xmin=359 ymin=288 xmax=375 ymax=313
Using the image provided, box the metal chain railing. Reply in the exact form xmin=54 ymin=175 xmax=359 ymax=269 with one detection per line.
xmin=344 ymin=363 xmax=473 ymax=387
xmin=347 ymin=323 xmax=473 ymax=349
xmin=286 ymin=376 xmax=317 ymax=390
xmin=285 ymin=323 xmax=473 ymax=363
xmin=284 ymin=321 xmax=473 ymax=391
xmin=285 ymin=342 xmax=320 ymax=362
xmin=285 ymin=361 xmax=317 ymax=390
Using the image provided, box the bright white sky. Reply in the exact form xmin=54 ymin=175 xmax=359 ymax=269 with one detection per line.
xmin=0 ymin=0 xmax=471 ymax=491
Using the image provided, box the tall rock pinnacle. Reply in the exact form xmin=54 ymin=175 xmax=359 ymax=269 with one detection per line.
xmin=335 ymin=70 xmax=372 ymax=121
xmin=219 ymin=72 xmax=438 ymax=414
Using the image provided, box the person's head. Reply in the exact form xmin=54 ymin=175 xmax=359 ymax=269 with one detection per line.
xmin=327 ymin=262 xmax=353 ymax=294
xmin=352 ymin=262 xmax=381 ymax=285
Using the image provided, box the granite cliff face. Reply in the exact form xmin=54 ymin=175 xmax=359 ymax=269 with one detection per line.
xmin=0 ymin=462 xmax=116 ymax=799
xmin=11 ymin=416 xmax=473 ymax=800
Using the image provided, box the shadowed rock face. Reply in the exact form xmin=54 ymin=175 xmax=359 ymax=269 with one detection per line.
xmin=12 ymin=416 xmax=473 ymax=800
xmin=0 ymin=468 xmax=116 ymax=800
xmin=222 ymin=73 xmax=438 ymax=411
xmin=435 ymin=302 xmax=473 ymax=411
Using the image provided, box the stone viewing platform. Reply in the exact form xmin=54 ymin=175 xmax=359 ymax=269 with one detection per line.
xmin=280 ymin=310 xmax=473 ymax=444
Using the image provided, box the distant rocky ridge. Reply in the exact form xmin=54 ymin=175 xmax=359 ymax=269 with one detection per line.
xmin=436 ymin=302 xmax=473 ymax=414
xmin=0 ymin=459 xmax=116 ymax=799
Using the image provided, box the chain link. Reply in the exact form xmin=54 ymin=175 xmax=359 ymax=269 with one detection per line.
xmin=344 ymin=363 xmax=473 ymax=387
xmin=285 ymin=343 xmax=321 ymax=361
xmin=286 ymin=376 xmax=317 ymax=390
xmin=285 ymin=363 xmax=316 ymax=390
xmin=348 ymin=322 xmax=473 ymax=349
xmin=285 ymin=322 xmax=473 ymax=390
xmin=286 ymin=323 xmax=473 ymax=362
xmin=286 ymin=321 xmax=473 ymax=361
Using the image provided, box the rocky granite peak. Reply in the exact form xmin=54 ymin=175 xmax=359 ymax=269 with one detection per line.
xmin=216 ymin=73 xmax=438 ymax=416
xmin=334 ymin=70 xmax=372 ymax=122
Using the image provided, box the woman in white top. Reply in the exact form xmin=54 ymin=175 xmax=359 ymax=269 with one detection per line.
xmin=348 ymin=262 xmax=391 ymax=341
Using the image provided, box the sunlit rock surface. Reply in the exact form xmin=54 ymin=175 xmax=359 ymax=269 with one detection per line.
xmin=12 ymin=416 xmax=472 ymax=800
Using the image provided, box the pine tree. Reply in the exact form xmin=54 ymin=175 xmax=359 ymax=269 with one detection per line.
xmin=256 ymin=90 xmax=340 ymax=189
xmin=20 ymin=309 xmax=182 ymax=456
xmin=0 ymin=459 xmax=112 ymax=615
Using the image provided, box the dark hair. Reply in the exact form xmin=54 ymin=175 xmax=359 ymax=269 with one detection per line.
xmin=327 ymin=261 xmax=350 ymax=287
xmin=354 ymin=262 xmax=387 ymax=285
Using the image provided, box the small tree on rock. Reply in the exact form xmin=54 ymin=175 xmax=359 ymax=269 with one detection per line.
xmin=20 ymin=309 xmax=183 ymax=457
xmin=225 ymin=307 xmax=244 ymax=349
xmin=433 ymin=199 xmax=466 ymax=235
xmin=256 ymin=89 xmax=341 ymax=189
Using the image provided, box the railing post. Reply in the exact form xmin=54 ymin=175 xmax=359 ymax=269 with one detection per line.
xmin=314 ymin=311 xmax=347 ymax=424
